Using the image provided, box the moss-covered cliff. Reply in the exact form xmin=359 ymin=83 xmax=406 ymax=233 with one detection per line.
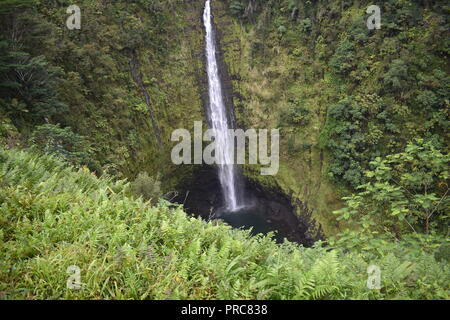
xmin=1 ymin=0 xmax=209 ymax=189
xmin=0 ymin=0 xmax=449 ymax=301
xmin=1 ymin=0 xmax=448 ymax=238
xmin=211 ymin=0 xmax=449 ymax=236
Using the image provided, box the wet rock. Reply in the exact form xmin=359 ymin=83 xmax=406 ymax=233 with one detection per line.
xmin=175 ymin=165 xmax=322 ymax=246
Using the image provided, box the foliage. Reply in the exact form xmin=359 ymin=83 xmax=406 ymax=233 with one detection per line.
xmin=0 ymin=0 xmax=448 ymax=301
xmin=229 ymin=0 xmax=245 ymax=17
xmin=130 ymin=172 xmax=162 ymax=204
xmin=0 ymin=0 xmax=207 ymax=186
xmin=299 ymin=18 xmax=312 ymax=33
xmin=383 ymin=59 xmax=409 ymax=92
xmin=218 ymin=0 xmax=449 ymax=237
xmin=325 ymin=98 xmax=369 ymax=187
xmin=0 ymin=149 xmax=448 ymax=300
xmin=0 ymin=115 xmax=20 ymax=148
xmin=6 ymin=54 xmax=67 ymax=119
xmin=30 ymin=124 xmax=99 ymax=172
xmin=279 ymin=98 xmax=311 ymax=128
xmin=330 ymin=39 xmax=356 ymax=76
xmin=333 ymin=139 xmax=449 ymax=236
xmin=0 ymin=5 xmax=67 ymax=122
xmin=0 ymin=0 xmax=35 ymax=14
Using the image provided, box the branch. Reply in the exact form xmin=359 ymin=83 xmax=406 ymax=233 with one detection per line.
xmin=427 ymin=188 xmax=449 ymax=220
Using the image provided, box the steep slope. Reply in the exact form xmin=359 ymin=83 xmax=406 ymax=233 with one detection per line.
xmin=1 ymin=0 xmax=448 ymax=239
xmin=211 ymin=0 xmax=449 ymax=235
xmin=0 ymin=0 xmax=207 ymax=188
xmin=0 ymin=148 xmax=448 ymax=299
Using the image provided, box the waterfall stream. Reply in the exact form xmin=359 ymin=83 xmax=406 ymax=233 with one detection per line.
xmin=176 ymin=0 xmax=319 ymax=246
xmin=203 ymin=0 xmax=242 ymax=211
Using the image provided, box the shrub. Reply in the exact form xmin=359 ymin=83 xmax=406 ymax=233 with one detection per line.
xmin=229 ymin=0 xmax=244 ymax=17
xmin=383 ymin=59 xmax=409 ymax=92
xmin=279 ymin=99 xmax=311 ymax=128
xmin=131 ymin=172 xmax=162 ymax=204
xmin=29 ymin=124 xmax=100 ymax=172
xmin=330 ymin=39 xmax=356 ymax=75
xmin=325 ymin=98 xmax=369 ymax=187
xmin=299 ymin=18 xmax=312 ymax=33
xmin=334 ymin=138 xmax=449 ymax=236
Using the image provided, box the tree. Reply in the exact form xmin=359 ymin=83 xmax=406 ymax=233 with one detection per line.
xmin=9 ymin=54 xmax=67 ymax=119
xmin=330 ymin=39 xmax=356 ymax=75
xmin=279 ymin=98 xmax=311 ymax=127
xmin=30 ymin=124 xmax=96 ymax=171
xmin=229 ymin=0 xmax=245 ymax=16
xmin=0 ymin=3 xmax=67 ymax=122
xmin=334 ymin=138 xmax=449 ymax=237
xmin=325 ymin=98 xmax=369 ymax=187
xmin=383 ymin=59 xmax=409 ymax=92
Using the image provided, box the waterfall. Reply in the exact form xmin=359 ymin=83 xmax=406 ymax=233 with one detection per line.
xmin=203 ymin=0 xmax=241 ymax=212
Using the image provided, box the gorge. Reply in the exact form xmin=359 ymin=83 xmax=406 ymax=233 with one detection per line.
xmin=172 ymin=0 xmax=318 ymax=245
xmin=203 ymin=0 xmax=242 ymax=212
xmin=0 ymin=0 xmax=448 ymax=300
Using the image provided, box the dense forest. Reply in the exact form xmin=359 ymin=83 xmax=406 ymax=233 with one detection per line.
xmin=0 ymin=0 xmax=449 ymax=300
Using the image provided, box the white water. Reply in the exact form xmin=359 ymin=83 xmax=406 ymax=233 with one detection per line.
xmin=203 ymin=0 xmax=240 ymax=211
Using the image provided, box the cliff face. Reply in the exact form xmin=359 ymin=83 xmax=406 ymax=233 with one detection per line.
xmin=2 ymin=0 xmax=448 ymax=237
xmin=211 ymin=0 xmax=340 ymax=235
xmin=1 ymin=0 xmax=208 ymax=189
xmin=211 ymin=0 xmax=449 ymax=236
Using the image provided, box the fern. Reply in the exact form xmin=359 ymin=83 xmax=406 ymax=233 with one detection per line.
xmin=0 ymin=149 xmax=448 ymax=300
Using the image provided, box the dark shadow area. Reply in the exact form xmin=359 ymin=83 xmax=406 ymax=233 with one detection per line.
xmin=174 ymin=165 xmax=321 ymax=246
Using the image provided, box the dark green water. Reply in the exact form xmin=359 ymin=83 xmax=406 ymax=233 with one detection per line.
xmin=218 ymin=206 xmax=286 ymax=243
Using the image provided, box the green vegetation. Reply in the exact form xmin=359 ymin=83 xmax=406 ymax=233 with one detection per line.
xmin=130 ymin=172 xmax=162 ymax=205
xmin=0 ymin=0 xmax=206 ymax=187
xmin=331 ymin=139 xmax=449 ymax=253
xmin=0 ymin=149 xmax=448 ymax=299
xmin=30 ymin=124 xmax=97 ymax=171
xmin=217 ymin=0 xmax=449 ymax=236
xmin=0 ymin=0 xmax=448 ymax=300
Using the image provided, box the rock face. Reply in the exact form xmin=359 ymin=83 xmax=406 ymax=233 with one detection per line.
xmin=210 ymin=0 xmax=342 ymax=236
xmin=175 ymin=165 xmax=322 ymax=246
xmin=172 ymin=1 xmax=322 ymax=246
